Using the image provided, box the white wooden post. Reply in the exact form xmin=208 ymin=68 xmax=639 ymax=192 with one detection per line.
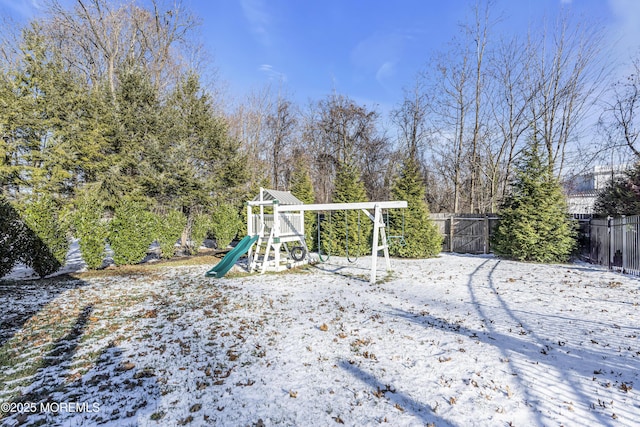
xmin=370 ymin=206 xmax=380 ymax=284
xmin=622 ymin=215 xmax=627 ymax=272
xmin=246 ymin=203 xmax=254 ymax=264
xmin=369 ymin=205 xmax=391 ymax=284
xmin=273 ymin=200 xmax=281 ymax=270
xmin=250 ymin=200 xmax=407 ymax=279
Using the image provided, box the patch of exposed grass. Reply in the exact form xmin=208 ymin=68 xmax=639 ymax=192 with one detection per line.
xmin=225 ymin=262 xmax=312 ymax=279
xmin=71 ymin=255 xmax=219 ymax=280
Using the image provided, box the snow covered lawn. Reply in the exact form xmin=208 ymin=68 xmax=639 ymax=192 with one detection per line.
xmin=1 ymin=254 xmax=638 ymax=426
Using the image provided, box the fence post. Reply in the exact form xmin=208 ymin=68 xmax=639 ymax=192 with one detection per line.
xmin=483 ymin=215 xmax=489 ymax=254
xmin=588 ymin=217 xmax=593 ymax=264
xmin=607 ymin=216 xmax=612 ymax=270
xmin=622 ymin=215 xmax=627 ymax=273
xmin=449 ymin=216 xmax=454 ymax=252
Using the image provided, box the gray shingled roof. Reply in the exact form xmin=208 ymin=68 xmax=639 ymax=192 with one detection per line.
xmin=253 ymin=189 xmax=304 ymax=205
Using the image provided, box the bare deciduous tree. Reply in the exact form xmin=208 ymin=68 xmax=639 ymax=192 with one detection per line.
xmin=265 ymin=93 xmax=297 ymax=190
xmin=43 ymin=0 xmax=200 ymax=97
xmin=304 ymin=94 xmax=388 ymax=202
xmin=227 ymin=86 xmax=272 ymax=185
xmin=602 ymin=58 xmax=640 ymax=160
xmin=391 ymin=78 xmax=431 ymax=162
xmin=528 ymin=13 xmax=605 ymax=175
xmin=485 ymin=35 xmax=535 ymax=210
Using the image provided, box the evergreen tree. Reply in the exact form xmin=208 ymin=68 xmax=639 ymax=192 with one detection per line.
xmin=72 ymin=187 xmax=108 ymax=269
xmin=1 ymin=24 xmax=101 ymax=198
xmin=154 ymin=209 xmax=187 ymax=259
xmin=594 ymin=162 xmax=640 ymax=217
xmin=210 ymin=202 xmax=242 ymax=249
xmin=492 ymin=142 xmax=576 ymax=263
xmin=108 ymin=197 xmax=156 ymax=265
xmin=105 ymin=68 xmax=162 ymax=204
xmin=163 ymin=73 xmax=247 ymax=208
xmin=322 ymin=161 xmax=371 ymax=257
xmin=0 ymin=196 xmax=21 ymax=277
xmin=16 ymin=195 xmax=69 ymax=277
xmin=389 ymin=157 xmax=442 ymax=257
xmin=289 ymin=160 xmax=316 ymax=250
xmin=190 ymin=212 xmax=213 ymax=254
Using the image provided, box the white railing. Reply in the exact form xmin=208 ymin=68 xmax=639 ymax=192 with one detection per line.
xmin=252 ymin=213 xmax=304 ymax=238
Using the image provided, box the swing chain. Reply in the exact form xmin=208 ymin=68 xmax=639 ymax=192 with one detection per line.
xmin=386 ymin=209 xmax=406 ymax=247
xmin=317 ymin=211 xmax=331 ymax=262
xmin=346 ymin=210 xmax=360 ymax=263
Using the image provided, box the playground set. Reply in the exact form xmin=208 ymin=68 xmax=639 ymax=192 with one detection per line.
xmin=205 ymin=188 xmax=407 ymax=283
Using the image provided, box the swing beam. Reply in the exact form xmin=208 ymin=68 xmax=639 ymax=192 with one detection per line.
xmin=247 ymin=200 xmax=407 ymax=283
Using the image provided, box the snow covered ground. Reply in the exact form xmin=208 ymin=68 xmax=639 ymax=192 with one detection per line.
xmin=0 ymin=253 xmax=638 ymax=426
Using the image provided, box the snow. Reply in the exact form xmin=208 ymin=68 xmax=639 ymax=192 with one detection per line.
xmin=3 ymin=239 xmax=89 ymax=281
xmin=1 ymin=253 xmax=639 ymax=426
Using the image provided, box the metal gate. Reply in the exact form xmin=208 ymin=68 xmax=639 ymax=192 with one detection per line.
xmin=587 ymin=216 xmax=640 ymax=276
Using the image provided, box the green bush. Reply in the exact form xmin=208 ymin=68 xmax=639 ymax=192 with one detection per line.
xmin=108 ymin=198 xmax=156 ymax=265
xmin=18 ymin=196 xmax=69 ymax=277
xmin=155 ymin=210 xmax=186 ymax=259
xmin=594 ymin=162 xmax=640 ymax=217
xmin=190 ymin=212 xmax=212 ymax=254
xmin=492 ymin=143 xmax=576 ymax=263
xmin=323 ymin=161 xmax=372 ymax=257
xmin=72 ymin=191 xmax=108 ymax=269
xmin=389 ymin=157 xmax=442 ymax=258
xmin=210 ymin=203 xmax=241 ymax=249
xmin=289 ymin=161 xmax=316 ymax=250
xmin=0 ymin=196 xmax=20 ymax=278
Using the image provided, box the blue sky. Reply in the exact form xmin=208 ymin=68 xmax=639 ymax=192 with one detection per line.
xmin=187 ymin=0 xmax=639 ymax=110
xmin=1 ymin=0 xmax=640 ymax=112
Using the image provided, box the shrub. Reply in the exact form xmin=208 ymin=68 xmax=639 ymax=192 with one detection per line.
xmin=18 ymin=196 xmax=69 ymax=277
xmin=323 ymin=161 xmax=371 ymax=257
xmin=72 ymin=190 xmax=108 ymax=269
xmin=492 ymin=142 xmax=576 ymax=263
xmin=155 ymin=209 xmax=186 ymax=259
xmin=289 ymin=161 xmax=316 ymax=250
xmin=0 ymin=196 xmax=20 ymax=278
xmin=594 ymin=162 xmax=640 ymax=217
xmin=210 ymin=203 xmax=241 ymax=249
xmin=389 ymin=157 xmax=442 ymax=258
xmin=190 ymin=212 xmax=212 ymax=254
xmin=108 ymin=198 xmax=156 ymax=265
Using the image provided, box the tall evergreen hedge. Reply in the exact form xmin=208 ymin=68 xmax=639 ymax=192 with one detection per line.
xmin=0 ymin=196 xmax=21 ymax=278
xmin=322 ymin=161 xmax=372 ymax=257
xmin=155 ymin=209 xmax=186 ymax=259
xmin=289 ymin=161 xmax=316 ymax=250
xmin=190 ymin=212 xmax=213 ymax=254
xmin=108 ymin=197 xmax=156 ymax=265
xmin=210 ymin=203 xmax=241 ymax=249
xmin=594 ymin=162 xmax=640 ymax=217
xmin=17 ymin=196 xmax=69 ymax=277
xmin=73 ymin=190 xmax=108 ymax=269
xmin=492 ymin=143 xmax=576 ymax=263
xmin=1 ymin=195 xmax=69 ymax=278
xmin=389 ymin=157 xmax=442 ymax=258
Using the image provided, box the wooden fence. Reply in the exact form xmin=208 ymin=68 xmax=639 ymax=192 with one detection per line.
xmin=587 ymin=215 xmax=640 ymax=276
xmin=430 ymin=213 xmax=500 ymax=254
xmin=427 ymin=213 xmax=640 ymax=277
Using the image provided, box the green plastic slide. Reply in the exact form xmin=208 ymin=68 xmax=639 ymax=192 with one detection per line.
xmin=205 ymin=235 xmax=259 ymax=278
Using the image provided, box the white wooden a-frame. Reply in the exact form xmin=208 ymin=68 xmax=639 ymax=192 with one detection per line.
xmin=248 ymin=199 xmax=407 ymax=283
